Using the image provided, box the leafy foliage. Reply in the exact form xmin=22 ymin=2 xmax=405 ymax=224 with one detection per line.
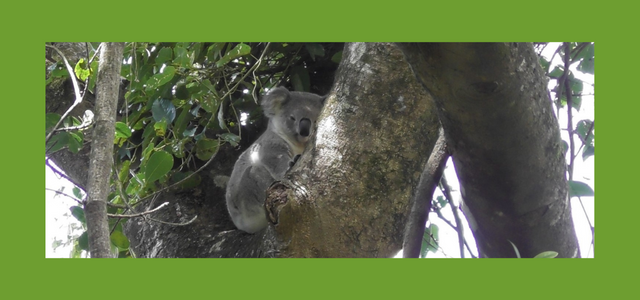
xmin=45 ymin=42 xmax=343 ymax=257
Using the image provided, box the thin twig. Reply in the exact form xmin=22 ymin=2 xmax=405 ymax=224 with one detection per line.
xmin=146 ymin=215 xmax=198 ymax=226
xmin=576 ymin=195 xmax=594 ymax=232
xmin=573 ymin=120 xmax=595 ymax=162
xmin=45 ymin=158 xmax=85 ymax=191
xmin=432 ymin=205 xmax=457 ymax=229
xmin=251 ymin=42 xmax=271 ymax=102
xmin=440 ymin=175 xmax=466 ymax=258
xmin=107 ymin=202 xmax=170 ymax=218
xmin=563 ymin=42 xmax=576 ymax=181
xmin=45 ymin=188 xmax=84 ymax=205
xmin=432 ymin=204 xmax=477 ymax=258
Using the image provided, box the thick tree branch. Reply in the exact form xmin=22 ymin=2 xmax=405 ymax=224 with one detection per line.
xmin=84 ymin=43 xmax=124 ymax=258
xmin=403 ymin=128 xmax=449 ymax=258
xmin=397 ymin=43 xmax=580 ymax=258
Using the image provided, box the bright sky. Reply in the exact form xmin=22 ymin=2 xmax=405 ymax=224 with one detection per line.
xmin=46 ymin=43 xmax=594 ymax=258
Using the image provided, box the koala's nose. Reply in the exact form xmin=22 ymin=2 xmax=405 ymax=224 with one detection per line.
xmin=299 ymin=118 xmax=312 ymax=137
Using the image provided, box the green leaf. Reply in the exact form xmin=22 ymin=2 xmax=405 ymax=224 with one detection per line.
xmin=88 ymin=61 xmax=98 ymax=92
xmin=110 ymin=231 xmax=130 ymax=250
xmin=145 ymin=66 xmax=176 ymax=91
xmin=68 ymin=132 xmax=83 ymax=153
xmin=200 ymin=94 xmax=220 ymax=113
xmin=174 ymin=83 xmax=190 ymax=100
xmin=220 ymin=133 xmax=241 ymax=147
xmin=196 ymin=138 xmax=220 ymax=161
xmin=569 ymin=78 xmax=583 ymax=111
xmin=78 ymin=231 xmax=89 ymax=251
xmin=420 ymin=224 xmax=439 ymax=257
xmin=151 ymin=98 xmax=176 ymax=123
xmin=47 ymin=132 xmax=71 ymax=153
xmin=141 ymin=135 xmax=155 ymax=160
xmin=570 ymin=95 xmax=582 ymax=111
xmin=549 ymin=66 xmax=564 ymax=78
xmin=174 ymin=46 xmax=191 ymax=68
xmin=46 ymin=113 xmax=62 ymax=133
xmin=582 ymin=145 xmax=594 ymax=161
xmin=70 ymin=206 xmax=86 ymax=225
xmin=171 ymin=171 xmax=202 ymax=190
xmin=115 ymin=122 xmax=132 ymax=139
xmin=174 ymin=106 xmax=194 ymax=138
xmin=63 ymin=116 xmax=81 ymax=127
xmin=72 ymin=186 xmax=83 ymax=200
xmin=534 ymin=251 xmax=558 ymax=258
xmin=74 ymin=58 xmax=91 ymax=81
xmin=153 ymin=119 xmax=167 ymax=137
xmin=291 ymin=65 xmax=310 ymax=92
xmin=577 ymin=43 xmax=594 ymax=74
xmin=201 ymin=79 xmax=217 ymax=94
xmin=331 ymin=51 xmax=343 ymax=64
xmin=436 ymin=195 xmax=447 ymax=209
xmin=568 ymin=180 xmax=594 ymax=197
xmin=155 ymin=47 xmax=173 ymax=66
xmin=126 ymin=173 xmax=145 ymax=196
xmin=48 ymin=62 xmax=69 ymax=78
xmin=170 ymin=138 xmax=187 ymax=158
xmin=119 ymin=160 xmax=131 ymax=183
xmin=206 ymin=43 xmax=226 ymax=61
xmin=183 ymin=126 xmax=197 ymax=137
xmin=305 ymin=43 xmax=325 ymax=61
xmin=576 ymin=120 xmax=594 ymax=145
xmin=191 ymin=42 xmax=205 ymax=62
xmin=427 ymin=224 xmax=439 ymax=253
xmin=420 ymin=237 xmax=429 ymax=258
xmin=143 ymin=150 xmax=174 ymax=184
xmin=539 ymin=56 xmax=550 ymax=72
xmin=215 ymin=43 xmax=251 ymax=67
xmin=217 ymin=101 xmax=227 ymax=130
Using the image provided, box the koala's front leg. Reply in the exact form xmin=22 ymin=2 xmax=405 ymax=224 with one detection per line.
xmin=288 ymin=154 xmax=301 ymax=169
xmin=259 ymin=143 xmax=296 ymax=181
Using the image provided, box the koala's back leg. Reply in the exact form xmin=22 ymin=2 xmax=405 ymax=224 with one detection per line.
xmin=226 ymin=165 xmax=270 ymax=233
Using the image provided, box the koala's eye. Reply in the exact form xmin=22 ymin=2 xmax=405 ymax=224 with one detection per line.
xmin=289 ymin=116 xmax=296 ymax=121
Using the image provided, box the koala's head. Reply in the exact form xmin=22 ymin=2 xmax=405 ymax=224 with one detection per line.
xmin=261 ymin=87 xmax=326 ymax=151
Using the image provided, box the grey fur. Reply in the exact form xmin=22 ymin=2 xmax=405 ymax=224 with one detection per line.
xmin=226 ymin=87 xmax=326 ymax=233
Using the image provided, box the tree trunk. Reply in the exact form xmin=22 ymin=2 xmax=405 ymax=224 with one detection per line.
xmin=397 ymin=43 xmax=580 ymax=258
xmin=263 ymin=42 xmax=441 ymax=257
xmin=85 ymin=42 xmax=125 ymax=258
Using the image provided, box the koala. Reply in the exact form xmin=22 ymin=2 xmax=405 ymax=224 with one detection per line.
xmin=226 ymin=87 xmax=326 ymax=233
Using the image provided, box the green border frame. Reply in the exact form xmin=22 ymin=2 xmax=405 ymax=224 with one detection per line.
xmin=16 ymin=0 xmax=623 ymax=297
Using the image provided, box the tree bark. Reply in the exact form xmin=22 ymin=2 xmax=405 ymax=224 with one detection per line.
xmin=397 ymin=43 xmax=580 ymax=258
xmin=85 ymin=43 xmax=124 ymax=258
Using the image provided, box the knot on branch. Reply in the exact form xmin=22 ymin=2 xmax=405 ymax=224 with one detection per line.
xmin=265 ymin=181 xmax=291 ymax=225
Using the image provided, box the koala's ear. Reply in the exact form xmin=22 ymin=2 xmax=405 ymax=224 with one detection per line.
xmin=261 ymin=87 xmax=290 ymax=117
